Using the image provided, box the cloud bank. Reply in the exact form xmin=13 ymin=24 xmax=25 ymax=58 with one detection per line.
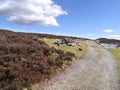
xmin=0 ymin=0 xmax=67 ymax=26
xmin=103 ymin=29 xmax=114 ymax=33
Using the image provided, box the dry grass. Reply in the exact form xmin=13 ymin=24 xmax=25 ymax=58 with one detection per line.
xmin=109 ymin=49 xmax=120 ymax=72
xmin=43 ymin=39 xmax=88 ymax=59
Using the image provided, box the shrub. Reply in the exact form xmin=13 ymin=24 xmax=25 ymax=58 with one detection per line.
xmin=0 ymin=29 xmax=76 ymax=89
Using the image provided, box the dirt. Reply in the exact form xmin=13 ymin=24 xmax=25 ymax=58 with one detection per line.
xmin=34 ymin=41 xmax=119 ymax=90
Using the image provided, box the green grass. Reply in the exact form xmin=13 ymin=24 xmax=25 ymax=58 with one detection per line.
xmin=43 ymin=39 xmax=88 ymax=59
xmin=109 ymin=49 xmax=120 ymax=72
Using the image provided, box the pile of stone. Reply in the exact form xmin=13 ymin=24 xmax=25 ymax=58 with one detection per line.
xmin=54 ymin=38 xmax=80 ymax=47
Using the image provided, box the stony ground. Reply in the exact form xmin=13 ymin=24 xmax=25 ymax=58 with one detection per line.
xmin=34 ymin=41 xmax=119 ymax=90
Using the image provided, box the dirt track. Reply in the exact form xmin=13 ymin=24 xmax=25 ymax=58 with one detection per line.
xmin=35 ymin=41 xmax=119 ymax=90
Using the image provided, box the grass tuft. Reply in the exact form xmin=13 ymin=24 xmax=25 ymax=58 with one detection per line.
xmin=109 ymin=49 xmax=120 ymax=72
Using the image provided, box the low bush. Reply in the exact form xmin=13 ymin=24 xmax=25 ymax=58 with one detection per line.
xmin=0 ymin=30 xmax=76 ymax=90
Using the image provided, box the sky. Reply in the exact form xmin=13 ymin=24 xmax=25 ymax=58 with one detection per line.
xmin=0 ymin=0 xmax=120 ymax=40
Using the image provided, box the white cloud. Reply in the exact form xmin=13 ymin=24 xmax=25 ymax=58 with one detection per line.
xmin=0 ymin=0 xmax=67 ymax=26
xmin=107 ymin=35 xmax=120 ymax=40
xmin=103 ymin=29 xmax=114 ymax=33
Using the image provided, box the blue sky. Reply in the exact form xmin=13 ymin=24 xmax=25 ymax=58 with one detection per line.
xmin=0 ymin=0 xmax=120 ymax=39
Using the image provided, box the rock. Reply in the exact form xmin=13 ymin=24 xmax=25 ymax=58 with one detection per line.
xmin=78 ymin=48 xmax=82 ymax=51
xmin=54 ymin=38 xmax=80 ymax=47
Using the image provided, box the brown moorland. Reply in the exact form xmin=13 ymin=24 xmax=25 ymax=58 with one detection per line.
xmin=0 ymin=29 xmax=80 ymax=90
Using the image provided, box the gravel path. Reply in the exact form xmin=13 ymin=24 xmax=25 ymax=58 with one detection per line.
xmin=35 ymin=41 xmax=119 ymax=90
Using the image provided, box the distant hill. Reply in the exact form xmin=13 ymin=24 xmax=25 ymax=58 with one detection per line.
xmin=0 ymin=29 xmax=90 ymax=40
xmin=96 ymin=38 xmax=120 ymax=47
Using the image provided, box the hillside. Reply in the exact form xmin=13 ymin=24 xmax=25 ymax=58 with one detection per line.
xmin=17 ymin=31 xmax=90 ymax=40
xmin=0 ymin=29 xmax=88 ymax=90
xmin=96 ymin=38 xmax=120 ymax=47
